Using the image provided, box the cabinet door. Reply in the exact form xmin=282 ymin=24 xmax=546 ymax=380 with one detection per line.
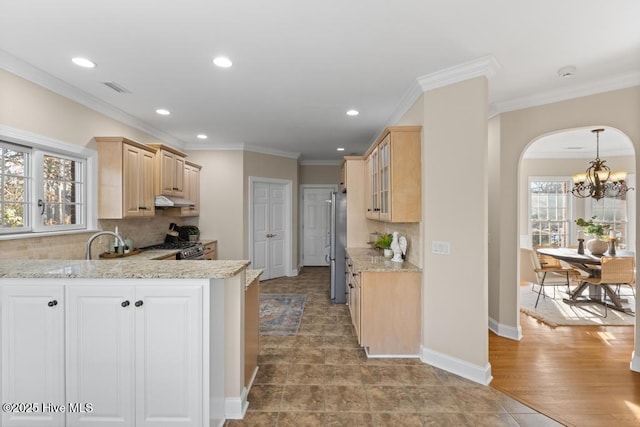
xmin=160 ymin=151 xmax=177 ymax=195
xmin=365 ymin=148 xmax=379 ymax=220
xmin=66 ymin=286 xmax=134 ymax=427
xmin=1 ymin=285 xmax=65 ymax=427
xmin=140 ymin=150 xmax=156 ymax=217
xmin=378 ymin=135 xmax=391 ymax=221
xmin=134 ymin=286 xmax=202 ymax=427
xmin=173 ymin=156 xmax=185 ymax=197
xmin=123 ymin=144 xmax=155 ymax=218
xmin=123 ymin=145 xmax=143 ymax=217
xmin=181 ymin=164 xmax=200 ymax=216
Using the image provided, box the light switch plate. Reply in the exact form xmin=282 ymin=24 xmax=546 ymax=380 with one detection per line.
xmin=432 ymin=241 xmax=451 ymax=255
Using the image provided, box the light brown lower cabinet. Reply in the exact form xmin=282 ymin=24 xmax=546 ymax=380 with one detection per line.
xmin=347 ymin=259 xmax=421 ymax=356
xmin=244 ymin=272 xmax=260 ymax=388
xmin=203 ymin=241 xmax=217 ymax=260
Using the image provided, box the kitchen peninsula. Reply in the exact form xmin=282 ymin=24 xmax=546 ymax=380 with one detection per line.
xmin=0 ymin=258 xmax=250 ymax=427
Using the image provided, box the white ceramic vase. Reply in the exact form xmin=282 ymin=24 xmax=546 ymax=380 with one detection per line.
xmin=586 ymin=238 xmax=608 ymax=255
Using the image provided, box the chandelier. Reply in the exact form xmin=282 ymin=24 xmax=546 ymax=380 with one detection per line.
xmin=570 ymin=128 xmax=632 ymax=201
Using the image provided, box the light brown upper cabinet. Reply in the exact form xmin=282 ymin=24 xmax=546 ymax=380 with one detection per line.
xmin=95 ymin=137 xmax=156 ymax=219
xmin=147 ymin=144 xmax=187 ymax=197
xmin=163 ymin=160 xmax=202 ymax=217
xmin=364 ymin=126 xmax=421 ymax=223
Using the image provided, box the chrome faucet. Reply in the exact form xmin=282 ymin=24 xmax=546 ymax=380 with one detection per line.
xmin=85 ymin=231 xmax=126 ymax=260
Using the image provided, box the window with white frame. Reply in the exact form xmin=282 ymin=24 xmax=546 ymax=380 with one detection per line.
xmin=529 ymin=178 xmax=572 ymax=247
xmin=1 ymin=139 xmax=88 ymax=235
xmin=588 ymin=195 xmax=629 ymax=249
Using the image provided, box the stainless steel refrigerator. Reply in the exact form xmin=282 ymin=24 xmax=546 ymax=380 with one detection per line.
xmin=327 ymin=191 xmax=347 ymax=304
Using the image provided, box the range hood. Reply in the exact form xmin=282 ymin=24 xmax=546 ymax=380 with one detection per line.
xmin=154 ymin=195 xmax=195 ymax=207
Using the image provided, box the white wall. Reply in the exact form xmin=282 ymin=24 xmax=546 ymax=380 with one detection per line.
xmin=420 ymin=77 xmax=491 ymax=383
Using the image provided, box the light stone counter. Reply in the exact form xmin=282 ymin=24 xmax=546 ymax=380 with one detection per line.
xmin=346 ymin=248 xmax=421 ymax=273
xmin=245 ymin=269 xmax=263 ymax=286
xmin=0 ymin=259 xmax=250 ymax=279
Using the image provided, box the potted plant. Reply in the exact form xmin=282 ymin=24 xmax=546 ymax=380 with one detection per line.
xmin=374 ymin=233 xmax=393 ymax=258
xmin=187 ymin=227 xmax=200 ymax=242
xmin=575 ymin=216 xmax=609 ymax=255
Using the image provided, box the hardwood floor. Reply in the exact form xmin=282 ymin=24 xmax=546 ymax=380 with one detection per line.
xmin=489 ymin=309 xmax=640 ymax=426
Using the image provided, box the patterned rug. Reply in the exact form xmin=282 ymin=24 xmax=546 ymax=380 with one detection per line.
xmin=259 ymin=293 xmax=307 ymax=335
xmin=520 ymin=285 xmax=635 ymax=327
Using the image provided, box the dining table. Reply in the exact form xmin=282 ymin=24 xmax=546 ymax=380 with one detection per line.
xmin=536 ymin=247 xmax=635 ymax=314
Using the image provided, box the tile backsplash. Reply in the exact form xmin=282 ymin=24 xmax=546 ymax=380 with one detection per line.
xmin=368 ymin=221 xmax=422 ymax=267
xmin=0 ymin=216 xmax=185 ymax=260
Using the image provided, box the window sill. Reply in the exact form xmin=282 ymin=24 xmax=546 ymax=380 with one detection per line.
xmin=0 ymin=229 xmax=98 ymax=241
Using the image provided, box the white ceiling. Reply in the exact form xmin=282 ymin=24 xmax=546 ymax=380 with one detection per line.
xmin=1 ymin=0 xmax=639 ymax=162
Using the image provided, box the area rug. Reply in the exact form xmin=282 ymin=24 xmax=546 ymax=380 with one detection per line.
xmin=259 ymin=293 xmax=307 ymax=335
xmin=520 ymin=285 xmax=635 ymax=327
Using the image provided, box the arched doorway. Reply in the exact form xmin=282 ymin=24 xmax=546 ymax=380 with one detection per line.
xmin=519 ymin=126 xmax=636 ymax=319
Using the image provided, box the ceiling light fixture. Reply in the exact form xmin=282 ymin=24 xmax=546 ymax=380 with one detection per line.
xmin=570 ymin=128 xmax=633 ymax=200
xmin=197 ymin=134 xmax=208 ymax=140
xmin=337 ymin=147 xmax=345 ymax=151
xmin=346 ymin=109 xmax=359 ymax=116
xmin=72 ymin=57 xmax=96 ymax=68
xmin=557 ymin=65 xmax=576 ymax=79
xmin=155 ymin=109 xmax=171 ymax=115
xmin=213 ymin=56 xmax=232 ymax=68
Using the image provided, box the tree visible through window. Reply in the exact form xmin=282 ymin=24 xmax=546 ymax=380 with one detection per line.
xmin=530 ymin=180 xmax=571 ymax=247
xmin=1 ymin=142 xmax=30 ymax=230
xmin=41 ymin=154 xmax=83 ymax=227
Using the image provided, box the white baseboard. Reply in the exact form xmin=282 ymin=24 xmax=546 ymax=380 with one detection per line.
xmin=420 ymin=345 xmax=493 ymax=386
xmin=631 ymin=350 xmax=640 ymax=372
xmin=224 ymin=387 xmax=248 ymax=419
xmin=287 ymin=266 xmax=300 ymax=277
xmin=488 ymin=317 xmax=522 ymax=341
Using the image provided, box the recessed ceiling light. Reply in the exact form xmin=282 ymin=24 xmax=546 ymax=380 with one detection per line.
xmin=155 ymin=109 xmax=171 ymax=116
xmin=337 ymin=147 xmax=345 ymax=151
xmin=72 ymin=57 xmax=96 ymax=68
xmin=197 ymin=134 xmax=208 ymax=140
xmin=557 ymin=65 xmax=576 ymax=78
xmin=213 ymin=56 xmax=233 ymax=68
xmin=346 ymin=109 xmax=359 ymax=116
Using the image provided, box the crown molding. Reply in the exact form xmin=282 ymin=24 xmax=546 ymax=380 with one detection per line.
xmin=0 ymin=49 xmax=185 ymax=148
xmin=417 ymin=55 xmax=501 ymax=93
xmin=183 ymin=142 xmax=245 ymax=151
xmin=299 ymin=160 xmax=341 ymax=166
xmin=491 ymin=71 xmax=640 ymax=115
xmin=184 ymin=141 xmax=300 ymax=160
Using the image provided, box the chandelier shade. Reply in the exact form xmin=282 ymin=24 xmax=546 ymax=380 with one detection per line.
xmin=570 ymin=129 xmax=632 ymax=200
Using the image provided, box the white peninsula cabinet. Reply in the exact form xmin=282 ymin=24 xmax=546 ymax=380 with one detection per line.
xmin=0 ymin=259 xmax=251 ymax=427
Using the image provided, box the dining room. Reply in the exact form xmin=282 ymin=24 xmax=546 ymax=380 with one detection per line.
xmin=519 ymin=126 xmax=636 ymax=324
xmin=488 ymin=125 xmax=639 ymax=426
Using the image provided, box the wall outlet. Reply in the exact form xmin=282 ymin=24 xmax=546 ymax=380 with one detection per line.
xmin=432 ymin=241 xmax=451 ymax=255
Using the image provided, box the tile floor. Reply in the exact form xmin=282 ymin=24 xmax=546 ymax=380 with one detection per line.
xmin=225 ymin=267 xmax=562 ymax=427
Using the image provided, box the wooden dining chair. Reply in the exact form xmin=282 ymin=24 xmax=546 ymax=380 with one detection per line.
xmin=582 ymin=257 xmax=635 ymax=318
xmin=529 ymin=250 xmax=581 ymax=308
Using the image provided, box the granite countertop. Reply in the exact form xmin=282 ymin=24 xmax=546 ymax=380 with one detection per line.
xmin=0 ymin=259 xmax=250 ymax=279
xmin=245 ymin=269 xmax=263 ymax=286
xmin=346 ymin=248 xmax=421 ymax=273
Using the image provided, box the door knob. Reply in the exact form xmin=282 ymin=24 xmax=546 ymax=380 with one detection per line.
xmin=47 ymin=300 xmax=58 ymax=307
xmin=121 ymin=300 xmax=130 ymax=308
xmin=134 ymin=300 xmax=143 ymax=307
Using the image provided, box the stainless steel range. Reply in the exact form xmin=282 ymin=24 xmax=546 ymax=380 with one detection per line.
xmin=143 ymin=242 xmax=205 ymax=260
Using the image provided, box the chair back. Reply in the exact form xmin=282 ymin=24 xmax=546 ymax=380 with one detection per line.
xmin=600 ymin=257 xmax=635 ymax=284
xmin=533 ymin=246 xmax=562 ymax=269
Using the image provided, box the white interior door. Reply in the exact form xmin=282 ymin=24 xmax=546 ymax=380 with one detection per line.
xmin=252 ymin=181 xmax=288 ymax=280
xmin=302 ymin=187 xmax=333 ymax=266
